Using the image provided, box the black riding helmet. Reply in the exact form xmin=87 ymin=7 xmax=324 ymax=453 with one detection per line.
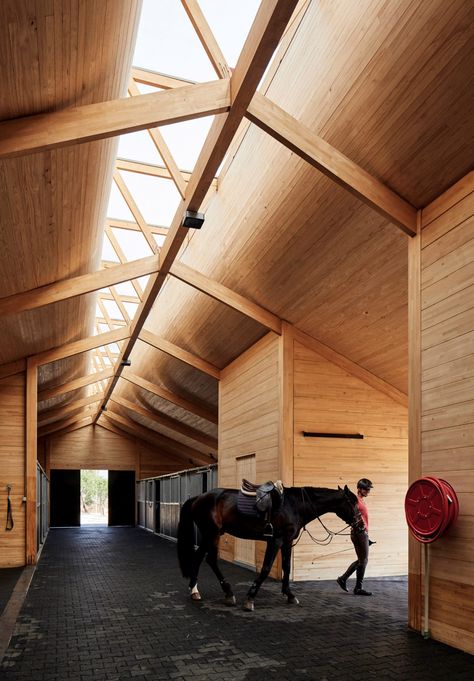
xmin=357 ymin=478 xmax=373 ymax=490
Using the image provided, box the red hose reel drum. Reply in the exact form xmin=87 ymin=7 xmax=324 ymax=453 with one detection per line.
xmin=405 ymin=476 xmax=459 ymax=544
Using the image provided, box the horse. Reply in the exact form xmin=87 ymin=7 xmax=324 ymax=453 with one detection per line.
xmin=177 ymin=483 xmax=362 ymax=611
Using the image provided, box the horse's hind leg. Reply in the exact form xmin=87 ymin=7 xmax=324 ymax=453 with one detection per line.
xmin=188 ymin=543 xmax=207 ymax=601
xmin=205 ymin=540 xmax=236 ymax=606
xmin=281 ymin=541 xmax=299 ymax=605
xmin=243 ymin=539 xmax=281 ymax=612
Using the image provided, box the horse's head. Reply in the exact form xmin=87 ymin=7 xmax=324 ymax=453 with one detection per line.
xmin=336 ymin=485 xmax=361 ymax=528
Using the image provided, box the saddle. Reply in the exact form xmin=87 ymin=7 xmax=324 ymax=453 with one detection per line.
xmin=237 ymin=479 xmax=284 ymax=537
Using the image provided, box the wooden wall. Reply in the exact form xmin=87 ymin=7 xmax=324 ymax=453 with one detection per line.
xmin=218 ymin=333 xmax=280 ymax=569
xmin=292 ymin=337 xmax=408 ymax=580
xmin=45 ymin=424 xmax=180 ymax=480
xmin=0 ymin=373 xmax=26 ymax=567
xmin=218 ymin=327 xmax=408 ymax=581
xmin=413 ymin=172 xmax=474 ymax=653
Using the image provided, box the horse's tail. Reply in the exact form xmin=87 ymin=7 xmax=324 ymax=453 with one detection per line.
xmin=177 ymin=497 xmax=197 ymax=578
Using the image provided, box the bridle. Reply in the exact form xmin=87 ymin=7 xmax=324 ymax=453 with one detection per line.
xmin=293 ymin=488 xmax=363 ymax=547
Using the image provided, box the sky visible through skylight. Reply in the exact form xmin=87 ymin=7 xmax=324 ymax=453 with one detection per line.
xmin=104 ymin=0 xmax=260 ymax=247
xmin=97 ymin=0 xmax=260 ymax=337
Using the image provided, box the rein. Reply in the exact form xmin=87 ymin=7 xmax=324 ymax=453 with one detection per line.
xmin=292 ymin=487 xmax=358 ymax=547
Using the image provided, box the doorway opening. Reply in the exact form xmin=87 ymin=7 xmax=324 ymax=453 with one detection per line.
xmin=80 ymin=470 xmax=108 ymax=525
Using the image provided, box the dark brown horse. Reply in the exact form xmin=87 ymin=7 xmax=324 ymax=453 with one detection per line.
xmin=177 ymin=484 xmax=361 ymax=610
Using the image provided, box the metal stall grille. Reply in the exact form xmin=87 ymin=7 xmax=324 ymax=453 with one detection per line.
xmin=136 ymin=465 xmax=217 ymax=541
xmin=36 ymin=463 xmax=49 ymax=552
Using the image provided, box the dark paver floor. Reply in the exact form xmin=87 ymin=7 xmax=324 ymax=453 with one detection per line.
xmin=0 ymin=569 xmax=23 ymax=617
xmin=0 ymin=527 xmax=472 ymax=680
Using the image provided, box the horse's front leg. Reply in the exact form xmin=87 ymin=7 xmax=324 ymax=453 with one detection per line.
xmin=243 ymin=539 xmax=281 ymax=612
xmin=205 ymin=540 xmax=236 ymax=606
xmin=281 ymin=540 xmax=299 ymax=605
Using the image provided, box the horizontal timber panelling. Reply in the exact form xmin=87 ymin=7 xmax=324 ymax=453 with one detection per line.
xmin=0 ymin=374 xmax=26 ymax=567
xmin=292 ymin=340 xmax=408 ymax=581
xmin=419 ymin=177 xmax=474 ymax=653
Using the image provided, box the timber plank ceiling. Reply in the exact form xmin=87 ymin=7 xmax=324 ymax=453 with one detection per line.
xmin=0 ymin=0 xmax=473 ymax=459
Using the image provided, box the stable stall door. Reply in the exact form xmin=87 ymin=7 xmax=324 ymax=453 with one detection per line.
xmin=50 ymin=469 xmax=80 ymax=527
xmin=108 ymin=470 xmax=135 ymax=526
xmin=234 ymin=455 xmax=256 ymax=567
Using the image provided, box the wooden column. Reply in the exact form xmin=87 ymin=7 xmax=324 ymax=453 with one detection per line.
xmin=408 ymin=211 xmax=422 ymax=630
xmin=25 ymin=359 xmax=37 ymax=565
xmin=279 ymin=322 xmax=294 ymax=486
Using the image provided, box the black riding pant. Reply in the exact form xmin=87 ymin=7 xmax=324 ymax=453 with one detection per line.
xmin=341 ymin=530 xmax=369 ymax=589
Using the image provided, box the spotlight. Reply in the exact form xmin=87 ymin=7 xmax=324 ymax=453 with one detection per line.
xmin=182 ymin=210 xmax=205 ymax=229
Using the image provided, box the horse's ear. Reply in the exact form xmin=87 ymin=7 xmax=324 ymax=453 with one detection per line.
xmin=338 ymin=485 xmax=342 ymax=491
xmin=343 ymin=484 xmax=349 ymax=494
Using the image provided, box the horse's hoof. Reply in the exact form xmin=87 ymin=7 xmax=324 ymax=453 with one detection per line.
xmin=242 ymin=599 xmax=255 ymax=612
xmin=287 ymin=595 xmax=300 ymax=605
xmin=190 ymin=592 xmax=202 ymax=601
xmin=224 ymin=595 xmax=236 ymax=607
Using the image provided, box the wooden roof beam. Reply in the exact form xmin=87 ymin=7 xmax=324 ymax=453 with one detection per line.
xmin=38 ymin=413 xmax=94 ymax=438
xmin=120 ymin=372 xmax=217 ymax=424
xmin=0 ymin=79 xmax=230 ymax=159
xmin=38 ymin=393 xmax=104 ymax=424
xmin=181 ymin=0 xmax=231 ymax=79
xmin=110 ymin=394 xmax=217 ymax=450
xmin=106 ymin=217 xmax=169 ymax=236
xmin=0 ymin=255 xmax=159 ymax=318
xmin=114 ymin=159 xmax=218 ymax=189
xmin=39 ymin=369 xmax=115 ymax=402
xmin=31 ymin=326 xmax=130 ymax=368
xmin=131 ymin=67 xmax=195 ymax=90
xmin=139 ymin=329 xmax=220 ymax=379
xmin=246 ymin=92 xmax=418 ymax=237
xmin=0 ymin=359 xmax=27 ymax=380
xmin=128 ymin=80 xmax=187 ymax=199
xmin=96 ymin=0 xmax=298 ymax=418
xmin=102 ymin=410 xmax=214 ymax=466
xmin=169 ymin=261 xmax=282 ymax=334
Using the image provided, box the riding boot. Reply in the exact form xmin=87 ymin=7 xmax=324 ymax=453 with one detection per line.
xmin=354 ymin=564 xmax=372 ymax=596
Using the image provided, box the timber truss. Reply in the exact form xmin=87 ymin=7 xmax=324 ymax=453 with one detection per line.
xmin=0 ymin=0 xmax=414 ymax=463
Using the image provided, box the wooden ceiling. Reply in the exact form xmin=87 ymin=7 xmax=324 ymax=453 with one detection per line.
xmin=1 ymin=0 xmax=473 ymax=462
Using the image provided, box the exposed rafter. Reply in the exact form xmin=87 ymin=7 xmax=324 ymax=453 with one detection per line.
xmin=120 ymin=372 xmax=217 ymax=424
xmin=102 ymin=409 xmax=214 ymax=466
xmin=246 ymin=91 xmax=418 ymax=236
xmin=39 ymin=369 xmax=115 ymax=402
xmin=38 ymin=394 xmax=104 ymax=425
xmin=169 ymin=261 xmax=282 ymax=334
xmin=31 ymin=326 xmax=130 ymax=368
xmin=138 ymin=329 xmax=221 ymax=379
xmin=96 ymin=0 xmax=299 ymax=419
xmin=38 ymin=412 xmax=94 ymax=438
xmin=181 ymin=0 xmax=231 ymax=79
xmin=131 ymin=67 xmax=195 ymax=90
xmin=110 ymin=394 xmax=217 ymax=450
xmin=128 ymin=79 xmax=187 ymax=198
xmin=0 ymin=256 xmax=159 ymax=318
xmin=0 ymin=79 xmax=230 ymax=159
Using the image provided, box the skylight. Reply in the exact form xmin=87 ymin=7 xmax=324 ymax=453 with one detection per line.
xmin=94 ymin=0 xmax=260 ymax=370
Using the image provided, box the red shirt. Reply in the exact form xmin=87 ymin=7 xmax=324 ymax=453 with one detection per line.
xmin=357 ymin=496 xmax=369 ymax=532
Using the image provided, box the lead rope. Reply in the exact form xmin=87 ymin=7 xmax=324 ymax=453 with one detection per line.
xmin=292 ymin=487 xmax=355 ymax=548
xmin=6 ymin=485 xmax=14 ymax=531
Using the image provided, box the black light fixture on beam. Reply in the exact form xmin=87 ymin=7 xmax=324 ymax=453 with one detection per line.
xmin=182 ymin=210 xmax=205 ymax=229
xmin=302 ymin=432 xmax=364 ymax=439
xmin=120 ymin=359 xmax=131 ymax=367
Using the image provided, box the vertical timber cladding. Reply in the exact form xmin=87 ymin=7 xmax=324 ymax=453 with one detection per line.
xmin=419 ymin=173 xmax=474 ymax=654
xmin=292 ymin=335 xmax=408 ymax=581
xmin=0 ymin=373 xmax=26 ymax=567
xmin=219 ymin=333 xmax=281 ymax=574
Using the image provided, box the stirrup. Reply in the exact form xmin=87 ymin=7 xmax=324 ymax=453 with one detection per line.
xmin=263 ymin=523 xmax=274 ymax=537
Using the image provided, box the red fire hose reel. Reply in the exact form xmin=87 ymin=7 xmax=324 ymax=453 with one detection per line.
xmin=405 ymin=476 xmax=459 ymax=543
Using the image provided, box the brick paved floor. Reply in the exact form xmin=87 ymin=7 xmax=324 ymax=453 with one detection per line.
xmin=0 ymin=527 xmax=472 ymax=681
